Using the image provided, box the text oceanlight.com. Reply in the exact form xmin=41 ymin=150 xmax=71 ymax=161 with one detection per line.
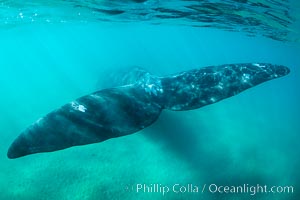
xmin=132 ymin=183 xmax=294 ymax=196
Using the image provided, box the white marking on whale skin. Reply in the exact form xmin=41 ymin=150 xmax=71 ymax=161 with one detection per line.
xmin=78 ymin=105 xmax=87 ymax=112
xmin=216 ymin=82 xmax=224 ymax=90
xmin=242 ymin=73 xmax=251 ymax=83
xmin=144 ymin=84 xmax=157 ymax=96
xmin=141 ymin=74 xmax=163 ymax=96
xmin=71 ymin=101 xmax=87 ymax=112
xmin=34 ymin=117 xmax=44 ymax=126
xmin=200 ymin=100 xmax=207 ymax=105
xmin=253 ymin=63 xmax=266 ymax=68
xmin=171 ymin=105 xmax=184 ymax=110
xmin=210 ymin=97 xmax=216 ymax=103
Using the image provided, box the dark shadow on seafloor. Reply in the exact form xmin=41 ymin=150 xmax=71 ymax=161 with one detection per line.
xmin=140 ymin=109 xmax=295 ymax=199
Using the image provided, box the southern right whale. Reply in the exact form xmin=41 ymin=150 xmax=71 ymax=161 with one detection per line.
xmin=7 ymin=63 xmax=290 ymax=159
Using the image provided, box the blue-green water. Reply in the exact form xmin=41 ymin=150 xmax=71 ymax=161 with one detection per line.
xmin=1 ymin=1 xmax=300 ymax=200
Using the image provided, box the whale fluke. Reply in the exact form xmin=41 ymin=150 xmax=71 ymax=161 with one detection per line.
xmin=7 ymin=63 xmax=290 ymax=159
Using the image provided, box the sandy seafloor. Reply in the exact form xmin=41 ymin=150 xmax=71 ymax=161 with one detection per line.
xmin=0 ymin=23 xmax=300 ymax=200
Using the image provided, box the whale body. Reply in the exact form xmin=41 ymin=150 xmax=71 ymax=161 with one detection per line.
xmin=7 ymin=63 xmax=290 ymax=159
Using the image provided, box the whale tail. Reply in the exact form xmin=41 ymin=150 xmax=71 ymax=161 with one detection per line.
xmin=7 ymin=63 xmax=290 ymax=159
xmin=160 ymin=63 xmax=290 ymax=111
